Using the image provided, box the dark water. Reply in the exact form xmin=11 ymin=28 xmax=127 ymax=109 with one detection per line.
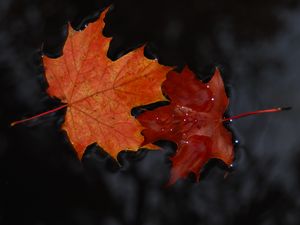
xmin=1 ymin=0 xmax=300 ymax=224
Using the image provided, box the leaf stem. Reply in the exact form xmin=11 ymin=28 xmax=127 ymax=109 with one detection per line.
xmin=11 ymin=104 xmax=68 ymax=126
xmin=11 ymin=105 xmax=291 ymax=126
xmin=223 ymin=107 xmax=291 ymax=122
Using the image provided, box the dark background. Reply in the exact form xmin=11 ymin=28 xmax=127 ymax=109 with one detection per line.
xmin=1 ymin=0 xmax=300 ymax=224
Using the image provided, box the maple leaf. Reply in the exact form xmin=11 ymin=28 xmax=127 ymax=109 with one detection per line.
xmin=20 ymin=9 xmax=172 ymax=159
xmin=11 ymin=8 xmax=289 ymax=185
xmin=137 ymin=67 xmax=234 ymax=185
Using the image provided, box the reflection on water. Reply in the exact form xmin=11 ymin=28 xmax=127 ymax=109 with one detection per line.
xmin=0 ymin=0 xmax=300 ymax=224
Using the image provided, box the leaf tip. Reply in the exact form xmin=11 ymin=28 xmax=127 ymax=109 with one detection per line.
xmin=214 ymin=66 xmax=221 ymax=73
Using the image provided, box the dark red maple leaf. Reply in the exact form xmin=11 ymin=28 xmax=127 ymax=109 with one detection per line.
xmin=137 ymin=67 xmax=290 ymax=185
xmin=137 ymin=66 xmax=233 ymax=184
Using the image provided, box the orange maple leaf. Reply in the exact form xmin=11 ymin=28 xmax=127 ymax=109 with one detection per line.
xmin=23 ymin=9 xmax=172 ymax=159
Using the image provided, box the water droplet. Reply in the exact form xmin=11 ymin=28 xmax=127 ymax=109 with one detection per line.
xmin=183 ymin=119 xmax=187 ymax=122
xmin=234 ymin=140 xmax=239 ymax=144
xmin=229 ymin=119 xmax=233 ymax=122
xmin=170 ymin=128 xmax=173 ymax=132
xmin=211 ymin=97 xmax=215 ymax=101
xmin=185 ymin=113 xmax=189 ymax=116
xmin=156 ymin=117 xmax=159 ymax=120
xmin=206 ymin=85 xmax=210 ymax=88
